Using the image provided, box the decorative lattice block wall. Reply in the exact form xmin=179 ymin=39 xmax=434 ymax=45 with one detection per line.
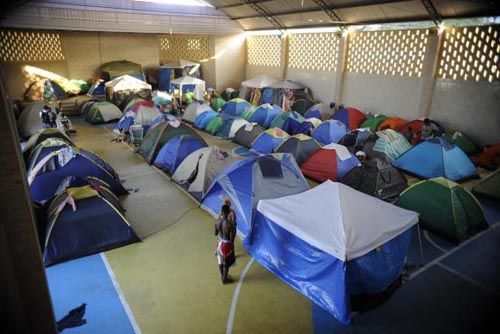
xmin=347 ymin=29 xmax=429 ymax=77
xmin=247 ymin=35 xmax=281 ymax=67
xmin=0 ymin=30 xmax=65 ymax=63
xmin=438 ymin=25 xmax=500 ymax=82
xmin=288 ymin=33 xmax=340 ymax=71
xmin=159 ymin=35 xmax=209 ymax=63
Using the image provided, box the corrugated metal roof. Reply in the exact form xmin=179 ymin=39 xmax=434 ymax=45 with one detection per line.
xmin=1 ymin=0 xmax=499 ymax=33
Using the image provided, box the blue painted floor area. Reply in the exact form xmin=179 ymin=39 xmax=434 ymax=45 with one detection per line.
xmin=478 ymin=196 xmax=500 ymax=225
xmin=45 ymin=254 xmax=137 ymax=334
xmin=442 ymin=224 xmax=500 ymax=292
xmin=313 ymin=264 xmax=500 ymax=334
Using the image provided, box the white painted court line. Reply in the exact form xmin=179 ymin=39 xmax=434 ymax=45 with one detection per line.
xmin=436 ymin=262 xmax=500 ymax=297
xmin=100 ymin=253 xmax=142 ymax=334
xmin=226 ymin=258 xmax=255 ymax=334
xmin=410 ymin=222 xmax=500 ymax=280
xmin=424 ymin=230 xmax=449 ymax=253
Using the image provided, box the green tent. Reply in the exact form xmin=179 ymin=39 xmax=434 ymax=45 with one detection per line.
xmin=241 ymin=105 xmax=257 ymax=120
xmin=472 ymin=169 xmax=500 ymax=201
xmin=270 ymin=111 xmax=305 ymax=129
xmin=361 ymin=114 xmax=388 ymax=132
xmin=396 ymin=177 xmax=488 ymax=243
xmin=211 ymin=97 xmax=226 ymax=111
xmin=442 ymin=131 xmax=477 ymax=154
xmin=205 ymin=116 xmax=223 ymax=135
xmin=137 ymin=121 xmax=207 ymax=164
xmin=85 ymin=102 xmax=122 ymax=124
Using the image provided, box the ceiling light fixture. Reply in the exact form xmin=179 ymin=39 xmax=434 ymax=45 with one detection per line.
xmin=132 ymin=0 xmax=212 ymax=7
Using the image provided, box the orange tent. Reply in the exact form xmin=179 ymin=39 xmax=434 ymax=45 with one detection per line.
xmin=477 ymin=143 xmax=500 ymax=170
xmin=378 ymin=117 xmax=406 ymax=131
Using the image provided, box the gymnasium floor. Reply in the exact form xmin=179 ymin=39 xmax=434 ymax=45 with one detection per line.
xmin=44 ymin=117 xmax=500 ymax=334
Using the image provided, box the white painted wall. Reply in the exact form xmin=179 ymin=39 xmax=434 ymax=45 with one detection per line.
xmin=286 ymin=68 xmax=337 ymax=104
xmin=341 ymin=73 xmax=426 ymax=119
xmin=245 ymin=65 xmax=284 ymax=81
xmin=214 ymin=34 xmax=246 ymax=91
xmin=429 ymin=79 xmax=500 ymax=146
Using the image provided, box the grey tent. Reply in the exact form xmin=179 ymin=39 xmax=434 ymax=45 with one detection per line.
xmin=233 ymin=123 xmax=266 ymax=148
xmin=137 ymin=120 xmax=207 ymax=164
xmin=275 ymin=134 xmax=322 ymax=165
xmin=343 ymin=158 xmax=408 ymax=202
xmin=171 ymin=146 xmax=238 ymax=201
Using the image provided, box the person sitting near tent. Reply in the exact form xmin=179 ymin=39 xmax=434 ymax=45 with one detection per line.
xmin=183 ymin=89 xmax=194 ymax=105
xmin=214 ymin=204 xmax=237 ymax=284
xmin=404 ymin=126 xmax=417 ymax=143
xmin=39 ymin=105 xmax=56 ymax=129
xmin=421 ymin=118 xmax=435 ymax=140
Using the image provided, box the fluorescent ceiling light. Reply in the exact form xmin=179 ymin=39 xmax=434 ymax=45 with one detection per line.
xmin=132 ymin=0 xmax=213 ymax=7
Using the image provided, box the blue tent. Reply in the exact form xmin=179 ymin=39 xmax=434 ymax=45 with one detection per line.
xmin=153 ymin=135 xmax=207 ymax=174
xmin=194 ymin=110 xmax=218 ymax=129
xmin=28 ymin=146 xmax=127 ymax=203
xmin=311 ymin=120 xmax=349 ymax=145
xmin=201 ymin=153 xmax=310 ymax=238
xmin=87 ymin=79 xmax=106 ymax=97
xmin=282 ymin=117 xmax=314 ymax=135
xmin=248 ymin=104 xmax=283 ymax=128
xmin=43 ymin=181 xmax=138 ymax=266
xmin=392 ymin=137 xmax=477 ymax=181
xmin=220 ymin=98 xmax=251 ymax=117
xmin=250 ymin=128 xmax=290 ymax=154
xmin=244 ymin=180 xmax=418 ymax=324
xmin=216 ymin=117 xmax=249 ymax=139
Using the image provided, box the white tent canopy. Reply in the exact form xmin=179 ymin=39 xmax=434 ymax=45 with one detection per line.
xmin=161 ymin=59 xmax=200 ymax=69
xmin=105 ymin=75 xmax=152 ymax=91
xmin=241 ymin=75 xmax=279 ymax=89
xmin=256 ymin=180 xmax=419 ymax=261
xmin=268 ymin=80 xmax=305 ymax=89
xmin=170 ymin=76 xmax=206 ymax=102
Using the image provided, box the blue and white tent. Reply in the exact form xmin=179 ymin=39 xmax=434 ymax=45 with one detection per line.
xmin=194 ymin=110 xmax=218 ymax=130
xmin=153 ymin=135 xmax=207 ymax=174
xmin=247 ymin=104 xmax=283 ymax=128
xmin=244 ymin=180 xmax=418 ymax=324
xmin=201 ymin=153 xmax=310 ymax=238
xmin=311 ymin=120 xmax=349 ymax=145
xmin=392 ymin=137 xmax=477 ymax=181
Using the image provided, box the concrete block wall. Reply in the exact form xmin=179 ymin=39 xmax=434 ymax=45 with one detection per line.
xmin=245 ymin=28 xmax=500 ymax=145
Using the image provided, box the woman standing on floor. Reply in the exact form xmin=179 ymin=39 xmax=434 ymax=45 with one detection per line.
xmin=214 ymin=203 xmax=236 ymax=284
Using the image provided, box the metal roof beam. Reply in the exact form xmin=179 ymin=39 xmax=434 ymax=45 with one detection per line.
xmin=230 ymin=0 xmax=413 ymax=21
xmin=239 ymin=0 xmax=285 ymax=31
xmin=216 ymin=0 xmax=272 ymax=9
xmin=420 ymin=0 xmax=441 ymax=27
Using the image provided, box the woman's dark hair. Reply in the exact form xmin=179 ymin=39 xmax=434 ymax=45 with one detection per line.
xmin=221 ymin=204 xmax=230 ymax=217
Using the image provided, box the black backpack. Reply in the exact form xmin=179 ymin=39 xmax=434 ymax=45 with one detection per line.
xmin=41 ymin=111 xmax=51 ymax=123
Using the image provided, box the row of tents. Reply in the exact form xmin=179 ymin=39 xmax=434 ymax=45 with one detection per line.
xmin=118 ymin=114 xmax=496 ymax=325
xmin=23 ymin=128 xmax=138 ymax=266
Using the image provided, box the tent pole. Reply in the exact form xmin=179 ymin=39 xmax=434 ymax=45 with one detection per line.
xmin=417 ymin=224 xmax=425 ymax=266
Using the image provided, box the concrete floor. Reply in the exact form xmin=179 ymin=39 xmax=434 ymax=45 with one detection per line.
xmin=69 ymin=119 xmax=313 ymax=334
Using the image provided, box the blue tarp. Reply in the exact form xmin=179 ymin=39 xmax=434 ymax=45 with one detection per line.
xmin=245 ymin=210 xmax=350 ymax=324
